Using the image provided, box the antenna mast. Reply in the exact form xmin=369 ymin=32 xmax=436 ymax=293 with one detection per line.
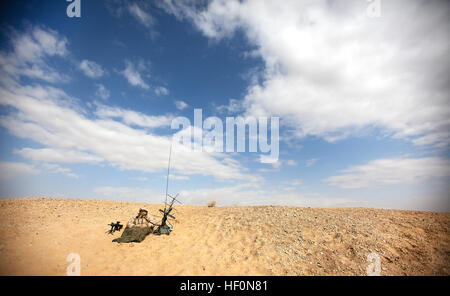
xmin=156 ymin=142 xmax=181 ymax=236
xmin=164 ymin=143 xmax=172 ymax=212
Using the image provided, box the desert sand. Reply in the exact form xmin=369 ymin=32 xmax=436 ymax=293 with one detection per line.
xmin=0 ymin=197 xmax=448 ymax=276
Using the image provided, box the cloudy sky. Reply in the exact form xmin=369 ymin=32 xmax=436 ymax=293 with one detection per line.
xmin=0 ymin=0 xmax=449 ymax=211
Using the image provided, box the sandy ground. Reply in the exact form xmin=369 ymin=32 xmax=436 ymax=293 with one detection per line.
xmin=0 ymin=197 xmax=449 ymax=276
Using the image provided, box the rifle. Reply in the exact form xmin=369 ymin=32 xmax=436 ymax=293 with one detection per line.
xmin=106 ymin=221 xmax=123 ymax=234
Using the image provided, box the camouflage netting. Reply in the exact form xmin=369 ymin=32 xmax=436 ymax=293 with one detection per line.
xmin=112 ymin=226 xmax=153 ymax=243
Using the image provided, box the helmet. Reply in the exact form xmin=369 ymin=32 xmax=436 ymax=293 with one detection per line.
xmin=139 ymin=207 xmax=148 ymax=213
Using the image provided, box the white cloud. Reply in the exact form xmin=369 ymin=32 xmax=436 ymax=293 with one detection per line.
xmin=324 ymin=157 xmax=450 ymax=189
xmin=128 ymin=2 xmax=155 ymax=28
xmin=93 ymin=183 xmax=306 ymax=206
xmin=121 ymin=60 xmax=149 ymax=89
xmin=258 ymin=159 xmax=297 ymax=172
xmin=167 ymin=174 xmax=189 ymax=181
xmin=132 ymin=176 xmax=149 ymax=182
xmin=160 ymin=0 xmax=450 ymax=148
xmin=94 ymin=186 xmax=161 ymax=203
xmin=271 ymin=161 xmax=282 ymax=170
xmin=94 ymin=104 xmax=173 ymax=128
xmin=175 ymin=100 xmax=188 ymax=110
xmin=84 ymin=183 xmax=450 ymax=211
xmin=286 ymin=159 xmax=297 ymax=166
xmin=178 ymin=183 xmax=355 ymax=207
xmin=289 ymin=178 xmax=303 ymax=186
xmin=258 ymin=161 xmax=281 ymax=173
xmin=41 ymin=163 xmax=79 ymax=179
xmin=305 ymin=158 xmax=318 ymax=167
xmin=0 ymin=25 xmax=69 ymax=83
xmin=0 ymin=84 xmax=252 ymax=181
xmin=95 ymin=84 xmax=110 ymax=99
xmin=154 ymin=86 xmax=169 ymax=96
xmin=106 ymin=0 xmax=158 ymax=37
xmin=216 ymin=98 xmax=244 ymax=114
xmin=0 ymin=25 xmax=254 ymax=182
xmin=0 ymin=161 xmax=40 ymax=180
xmin=15 ymin=148 xmax=103 ymax=164
xmin=79 ymin=59 xmax=104 ymax=78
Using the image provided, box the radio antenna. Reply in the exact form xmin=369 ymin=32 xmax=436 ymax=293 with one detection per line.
xmin=156 ymin=143 xmax=181 ymax=235
xmin=164 ymin=143 xmax=172 ymax=212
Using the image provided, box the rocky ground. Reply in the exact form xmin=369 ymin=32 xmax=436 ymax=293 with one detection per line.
xmin=0 ymin=198 xmax=448 ymax=275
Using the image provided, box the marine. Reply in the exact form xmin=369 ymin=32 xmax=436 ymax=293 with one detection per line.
xmin=112 ymin=207 xmax=156 ymax=243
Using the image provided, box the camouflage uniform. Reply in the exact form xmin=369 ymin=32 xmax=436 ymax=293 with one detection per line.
xmin=113 ymin=208 xmax=156 ymax=243
xmin=127 ymin=215 xmax=155 ymax=228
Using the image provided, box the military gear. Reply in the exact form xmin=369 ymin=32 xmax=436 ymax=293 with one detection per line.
xmin=112 ymin=226 xmax=152 ymax=243
xmin=106 ymin=221 xmax=123 ymax=234
xmin=126 ymin=209 xmax=156 ymax=228
xmin=156 ymin=194 xmax=180 ymax=235
xmin=156 ymin=225 xmax=171 ymax=235
xmin=112 ymin=209 xmax=156 ymax=243
xmin=127 ymin=216 xmax=153 ymax=228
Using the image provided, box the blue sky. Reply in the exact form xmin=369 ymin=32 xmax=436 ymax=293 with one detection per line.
xmin=0 ymin=0 xmax=449 ymax=211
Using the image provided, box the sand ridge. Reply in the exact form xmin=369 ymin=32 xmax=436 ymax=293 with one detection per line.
xmin=0 ymin=197 xmax=449 ymax=275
